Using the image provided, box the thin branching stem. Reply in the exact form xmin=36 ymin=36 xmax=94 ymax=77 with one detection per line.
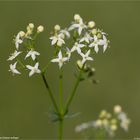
xmin=58 ymin=69 xmax=64 ymax=140
xmin=64 ymin=69 xmax=83 ymax=114
xmin=59 ymin=69 xmax=63 ymax=115
xmin=41 ymin=73 xmax=59 ymax=113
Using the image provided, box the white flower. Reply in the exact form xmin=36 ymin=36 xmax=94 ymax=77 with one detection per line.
xmin=25 ymin=49 xmax=40 ymax=61
xmin=60 ymin=29 xmax=70 ymax=38
xmin=9 ymin=62 xmax=21 ymax=75
xmin=26 ymin=62 xmax=41 ymax=77
xmin=117 ymin=112 xmax=130 ymax=131
xmin=118 ymin=112 xmax=130 ymax=131
xmin=80 ymin=50 xmax=93 ymax=64
xmin=51 ymin=51 xmax=68 ymax=69
xmin=7 ymin=50 xmax=21 ymax=61
xmin=69 ymin=19 xmax=87 ymax=35
xmin=71 ymin=42 xmax=85 ymax=54
xmin=99 ymin=35 xmax=108 ymax=52
xmin=89 ymin=35 xmax=101 ymax=53
xmin=50 ymin=33 xmax=65 ymax=46
xmin=15 ymin=33 xmax=23 ymax=50
xmin=75 ymin=122 xmax=90 ymax=132
xmin=79 ymin=33 xmax=92 ymax=44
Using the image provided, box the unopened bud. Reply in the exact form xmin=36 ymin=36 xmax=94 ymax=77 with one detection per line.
xmin=28 ymin=23 xmax=34 ymax=29
xmin=77 ymin=60 xmax=83 ymax=69
xmin=74 ymin=14 xmax=81 ymax=22
xmin=57 ymin=41 xmax=63 ymax=47
xmin=99 ymin=110 xmax=107 ymax=118
xmin=37 ymin=25 xmax=44 ymax=33
xmin=110 ymin=119 xmax=117 ymax=125
xmin=96 ymin=119 xmax=102 ymax=127
xmin=88 ymin=21 xmax=95 ymax=28
xmin=97 ymin=33 xmax=102 ymax=39
xmin=19 ymin=31 xmax=25 ymax=38
xmin=91 ymin=29 xmax=97 ymax=35
xmin=110 ymin=124 xmax=118 ymax=131
xmin=114 ymin=105 xmax=122 ymax=114
xmin=54 ymin=24 xmax=61 ymax=31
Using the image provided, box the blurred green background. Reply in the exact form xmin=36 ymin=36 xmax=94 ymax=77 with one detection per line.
xmin=0 ymin=1 xmax=140 ymax=139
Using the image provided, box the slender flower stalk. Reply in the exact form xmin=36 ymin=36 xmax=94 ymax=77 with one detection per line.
xmin=41 ymin=73 xmax=59 ymax=113
xmin=64 ymin=68 xmax=83 ymax=114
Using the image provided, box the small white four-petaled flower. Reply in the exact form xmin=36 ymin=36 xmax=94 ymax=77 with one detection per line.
xmin=25 ymin=49 xmax=40 ymax=61
xmin=79 ymin=33 xmax=92 ymax=44
xmin=7 ymin=50 xmax=21 ymax=61
xmin=69 ymin=19 xmax=87 ymax=35
xmin=9 ymin=62 xmax=21 ymax=75
xmin=51 ymin=51 xmax=68 ymax=69
xmin=50 ymin=33 xmax=65 ymax=47
xmin=71 ymin=42 xmax=85 ymax=54
xmin=80 ymin=50 xmax=93 ymax=64
xmin=26 ymin=62 xmax=41 ymax=77
xmin=89 ymin=35 xmax=102 ymax=53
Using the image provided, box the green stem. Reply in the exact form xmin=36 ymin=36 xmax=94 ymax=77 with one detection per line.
xmin=58 ymin=69 xmax=64 ymax=140
xmin=59 ymin=70 xmax=63 ymax=115
xmin=16 ymin=59 xmax=25 ymax=68
xmin=64 ymin=69 xmax=83 ymax=114
xmin=59 ymin=119 xmax=64 ymax=140
xmin=41 ymin=73 xmax=59 ymax=113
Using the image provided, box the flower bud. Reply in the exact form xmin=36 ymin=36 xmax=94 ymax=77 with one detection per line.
xmin=88 ymin=21 xmax=95 ymax=28
xmin=97 ymin=33 xmax=102 ymax=39
xmin=77 ymin=60 xmax=83 ymax=69
xmin=57 ymin=41 xmax=63 ymax=47
xmin=96 ymin=119 xmax=102 ymax=127
xmin=74 ymin=14 xmax=81 ymax=22
xmin=19 ymin=31 xmax=25 ymax=38
xmin=110 ymin=124 xmax=118 ymax=131
xmin=28 ymin=23 xmax=34 ymax=29
xmin=114 ymin=105 xmax=122 ymax=114
xmin=91 ymin=29 xmax=97 ymax=35
xmin=99 ymin=110 xmax=107 ymax=118
xmin=26 ymin=29 xmax=32 ymax=35
xmin=110 ymin=119 xmax=117 ymax=125
xmin=37 ymin=25 xmax=44 ymax=33
xmin=102 ymin=119 xmax=109 ymax=126
xmin=54 ymin=24 xmax=61 ymax=31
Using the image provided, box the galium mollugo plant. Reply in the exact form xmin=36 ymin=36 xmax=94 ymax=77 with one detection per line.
xmin=8 ymin=14 xmax=110 ymax=139
xmin=75 ymin=105 xmax=131 ymax=139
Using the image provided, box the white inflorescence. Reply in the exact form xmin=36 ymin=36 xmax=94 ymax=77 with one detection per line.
xmin=75 ymin=105 xmax=130 ymax=137
xmin=50 ymin=14 xmax=110 ymax=69
xmin=8 ymin=14 xmax=110 ymax=75
xmin=8 ymin=23 xmax=44 ymax=76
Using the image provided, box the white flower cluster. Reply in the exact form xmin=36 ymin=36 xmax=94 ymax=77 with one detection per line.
xmin=8 ymin=23 xmax=44 ymax=76
xmin=50 ymin=14 xmax=109 ymax=69
xmin=75 ymin=105 xmax=130 ymax=137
